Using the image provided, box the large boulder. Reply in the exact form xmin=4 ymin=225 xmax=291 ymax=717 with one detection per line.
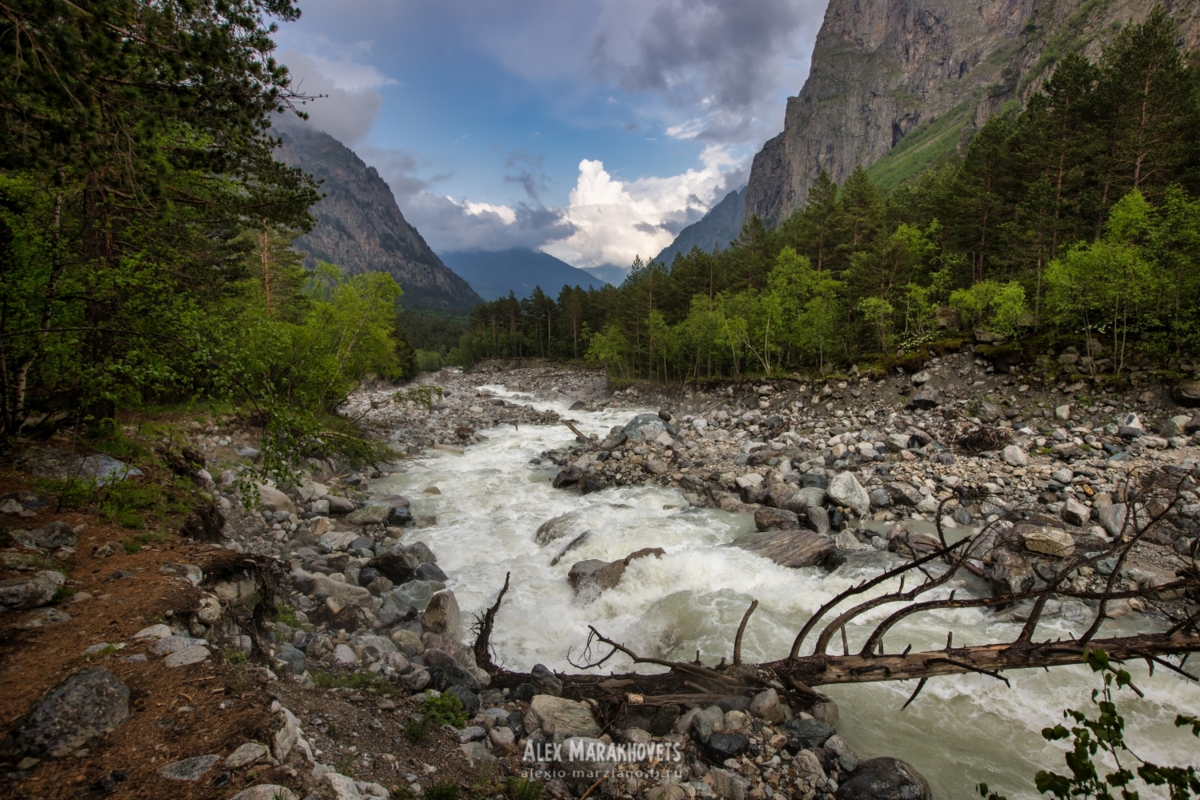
xmin=755 ymin=507 xmax=801 ymax=531
xmin=535 ymin=510 xmax=589 ymax=545
xmin=527 ymin=695 xmax=600 ymax=742
xmin=733 ymin=530 xmax=833 ymax=569
xmin=255 ymin=484 xmax=295 ymax=515
xmin=908 ymin=388 xmax=942 ymax=410
xmin=1 ymin=668 xmax=129 ymax=757
xmin=421 ymin=591 xmax=462 ymax=639
xmin=567 ymin=548 xmax=664 ymax=597
xmin=1022 ymin=527 xmax=1076 ymax=558
xmin=827 ymin=472 xmax=870 ymax=516
xmin=367 ymin=545 xmax=420 ymax=584
xmin=0 ymin=570 xmax=64 ymax=611
xmin=622 ymin=414 xmax=668 ymax=441
xmin=346 ymin=503 xmax=393 ymax=526
xmin=835 ymin=757 xmax=931 ymax=800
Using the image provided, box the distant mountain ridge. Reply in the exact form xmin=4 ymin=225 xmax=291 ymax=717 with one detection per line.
xmin=273 ymin=120 xmax=482 ymax=314
xmin=655 ymin=187 xmax=746 ymax=265
xmin=440 ymin=249 xmax=608 ymax=301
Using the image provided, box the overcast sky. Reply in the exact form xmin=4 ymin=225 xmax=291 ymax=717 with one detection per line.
xmin=275 ymin=0 xmax=827 ymax=270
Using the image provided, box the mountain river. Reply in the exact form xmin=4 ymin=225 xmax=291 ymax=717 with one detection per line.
xmin=370 ymin=385 xmax=1200 ymax=799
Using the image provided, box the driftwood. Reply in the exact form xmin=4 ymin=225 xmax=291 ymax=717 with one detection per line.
xmin=474 ymin=468 xmax=1200 ymax=719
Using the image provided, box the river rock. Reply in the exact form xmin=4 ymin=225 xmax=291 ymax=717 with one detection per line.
xmin=749 ymin=688 xmax=785 ymax=723
xmin=421 ymin=590 xmax=462 ymax=638
xmin=706 ymin=731 xmax=750 ymax=762
xmin=1099 ymin=503 xmax=1134 ymax=537
xmin=2 ymin=668 xmax=129 ymax=757
xmin=326 ymin=495 xmax=356 ymax=514
xmin=1001 ymin=445 xmax=1027 ymax=467
xmin=381 ymin=580 xmax=433 ymax=614
xmin=347 ymin=503 xmax=393 ymax=526
xmin=884 ymin=483 xmax=922 ymax=507
xmin=835 ymin=757 xmax=931 ymax=800
xmin=733 ymin=530 xmax=833 ymax=569
xmin=755 ymin=507 xmax=800 ymax=531
xmin=551 ymin=466 xmax=583 ymax=488
xmin=1022 ymin=527 xmax=1075 ymax=557
xmin=535 ymin=510 xmax=589 ymax=545
xmin=527 ymin=695 xmax=600 ymax=742
xmin=256 ymin=484 xmax=295 ymax=515
xmin=827 ymin=473 xmax=870 ymax=516
xmin=908 ymin=388 xmax=941 ymax=409
xmin=781 ymin=718 xmax=834 ymax=753
xmin=530 ymin=663 xmax=564 ymax=696
xmin=1062 ymin=497 xmax=1090 ymax=527
xmin=709 ymin=767 xmax=750 ymax=800
xmin=157 ymin=754 xmax=221 ymax=781
xmin=1162 ymin=415 xmax=1193 ymax=437
xmin=622 ymin=414 xmax=668 ymax=440
xmin=0 ymin=570 xmax=65 ymax=611
xmin=367 ymin=546 xmax=420 ymax=584
xmin=554 ymin=736 xmax=622 ymax=782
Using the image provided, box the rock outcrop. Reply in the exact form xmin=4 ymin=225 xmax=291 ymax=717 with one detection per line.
xmin=273 ymin=119 xmax=481 ymax=314
xmin=744 ymin=0 xmax=1200 ymax=227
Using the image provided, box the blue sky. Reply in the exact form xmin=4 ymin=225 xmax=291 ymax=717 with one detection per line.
xmin=274 ymin=0 xmax=828 ymax=270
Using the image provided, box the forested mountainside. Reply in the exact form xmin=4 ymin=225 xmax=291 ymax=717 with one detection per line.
xmin=655 ymin=187 xmax=747 ymax=265
xmin=450 ymin=10 xmax=1200 ymax=390
xmin=273 ymin=120 xmax=482 ymax=314
xmin=744 ymin=0 xmax=1200 ymax=227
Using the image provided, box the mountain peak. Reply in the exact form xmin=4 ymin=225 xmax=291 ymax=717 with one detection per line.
xmin=273 ymin=121 xmax=482 ymax=314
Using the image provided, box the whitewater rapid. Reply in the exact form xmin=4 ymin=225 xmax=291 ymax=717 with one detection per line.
xmin=371 ymin=386 xmax=1200 ymax=799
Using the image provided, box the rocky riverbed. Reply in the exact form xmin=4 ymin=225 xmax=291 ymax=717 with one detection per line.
xmin=2 ymin=350 xmax=1199 ymax=800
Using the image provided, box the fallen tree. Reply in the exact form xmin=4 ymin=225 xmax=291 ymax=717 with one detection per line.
xmin=473 ymin=467 xmax=1200 ymax=725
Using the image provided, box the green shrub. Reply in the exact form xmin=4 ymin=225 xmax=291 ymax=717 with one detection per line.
xmin=505 ymin=777 xmax=545 ymax=800
xmin=424 ymin=781 xmax=460 ymax=800
xmin=421 ymin=692 xmax=466 ymax=728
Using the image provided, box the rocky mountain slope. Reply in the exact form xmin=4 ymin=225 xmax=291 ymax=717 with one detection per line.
xmin=745 ymin=0 xmax=1200 ymax=227
xmin=273 ymin=120 xmax=482 ymax=314
xmin=440 ymin=248 xmax=608 ymax=301
xmin=655 ymin=186 xmax=746 ymax=265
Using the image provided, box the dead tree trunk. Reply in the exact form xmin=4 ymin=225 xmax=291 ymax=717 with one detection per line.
xmin=473 ymin=468 xmax=1200 ymax=718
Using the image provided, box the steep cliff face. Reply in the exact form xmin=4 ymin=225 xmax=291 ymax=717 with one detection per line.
xmin=274 ymin=121 xmax=482 ymax=314
xmin=744 ymin=0 xmax=1200 ymax=227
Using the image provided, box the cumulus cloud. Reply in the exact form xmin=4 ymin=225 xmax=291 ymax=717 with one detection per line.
xmin=280 ymin=49 xmax=392 ymax=143
xmin=541 ymin=144 xmax=739 ymax=267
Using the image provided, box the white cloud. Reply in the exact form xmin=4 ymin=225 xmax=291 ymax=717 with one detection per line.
xmin=279 ymin=47 xmax=392 ymax=143
xmin=463 ymin=201 xmax=518 ymax=225
xmin=542 ymin=145 xmax=740 ymax=267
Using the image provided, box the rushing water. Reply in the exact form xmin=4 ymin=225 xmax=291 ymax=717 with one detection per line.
xmin=371 ymin=386 xmax=1200 ymax=799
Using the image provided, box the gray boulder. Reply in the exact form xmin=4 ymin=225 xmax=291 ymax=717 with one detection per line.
xmin=1 ymin=668 xmax=129 ymax=757
xmin=527 ymin=695 xmax=600 ymax=742
xmin=827 ymin=472 xmax=870 ymax=516
xmin=347 ymin=503 xmax=393 ymax=526
xmin=755 ymin=507 xmax=801 ymax=531
xmin=835 ymin=757 xmax=931 ymax=800
xmin=733 ymin=530 xmax=833 ymax=569
xmin=622 ymin=414 xmax=668 ymax=441
xmin=421 ymin=590 xmax=462 ymax=639
xmin=0 ymin=570 xmax=65 ymax=612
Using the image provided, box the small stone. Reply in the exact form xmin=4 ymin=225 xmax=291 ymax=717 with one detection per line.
xmin=332 ymin=644 xmax=360 ymax=666
xmin=164 ymin=646 xmax=210 ymax=668
xmin=225 ymin=742 xmax=269 ymax=769
xmin=1001 ymin=445 xmax=1027 ymax=467
xmin=156 ymin=754 xmax=221 ymax=781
